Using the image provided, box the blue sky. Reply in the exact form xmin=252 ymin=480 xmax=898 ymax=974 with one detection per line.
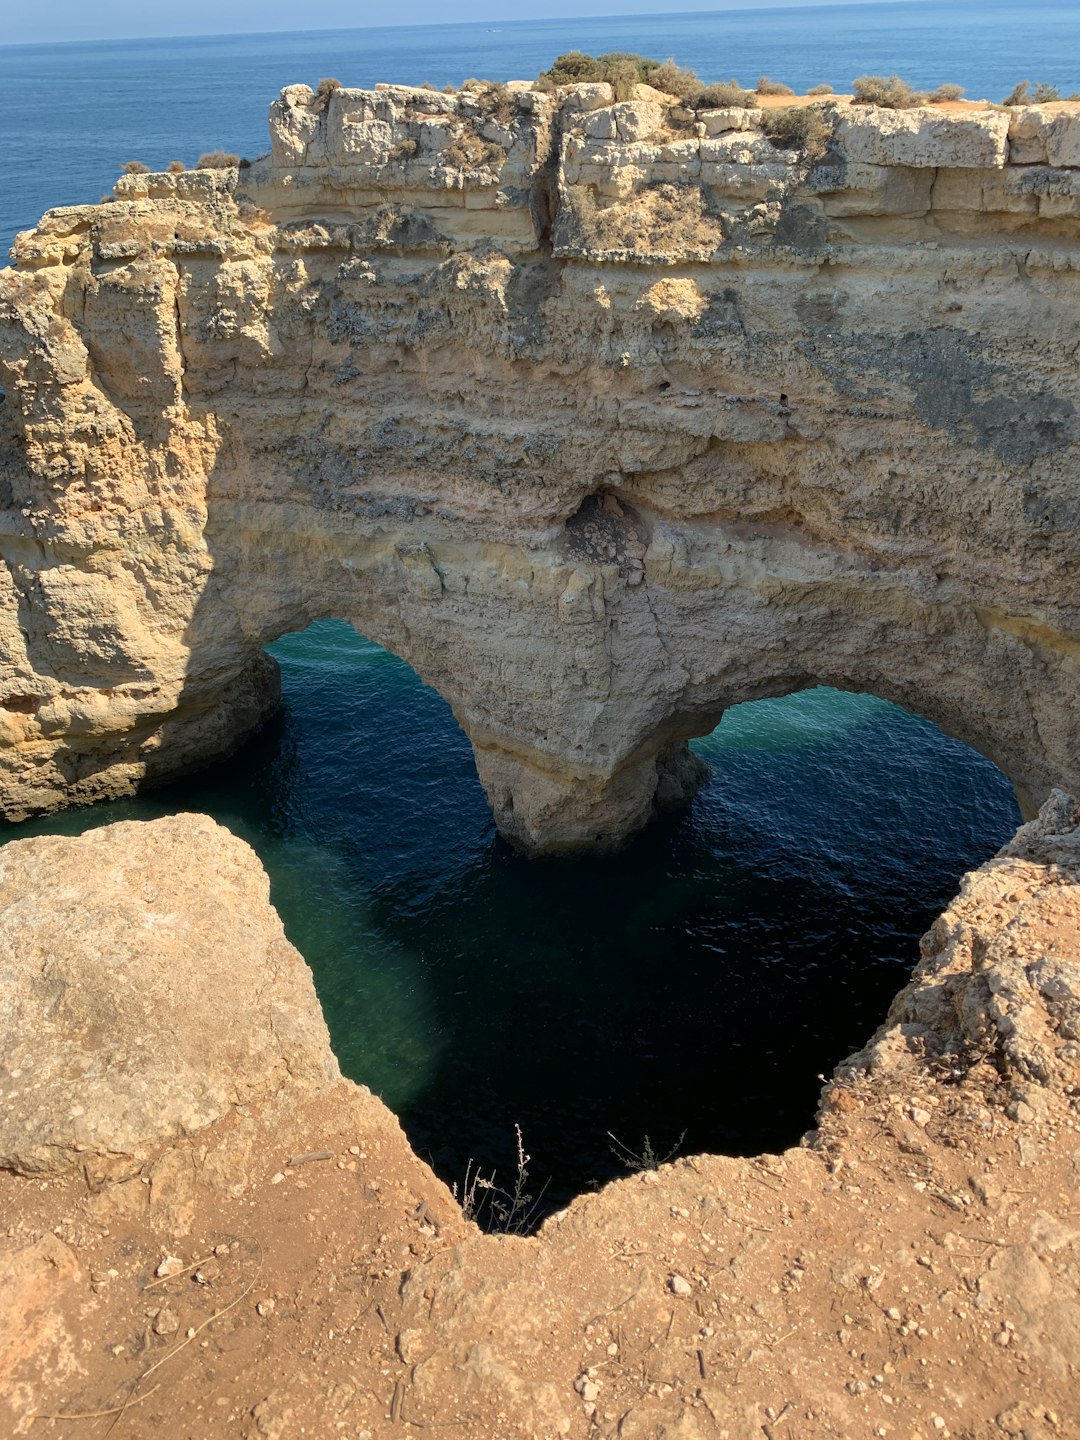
xmin=5 ymin=1 xmax=915 ymax=47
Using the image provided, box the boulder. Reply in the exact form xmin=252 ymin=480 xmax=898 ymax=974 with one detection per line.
xmin=0 ymin=814 xmax=339 ymax=1174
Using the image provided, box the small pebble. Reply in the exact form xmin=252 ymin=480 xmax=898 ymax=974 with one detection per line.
xmin=669 ymin=1274 xmax=692 ymax=1296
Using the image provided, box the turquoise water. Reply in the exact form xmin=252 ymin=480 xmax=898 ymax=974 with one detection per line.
xmin=3 ymin=1 xmax=1080 ymax=253
xmin=0 ymin=6 xmax=1033 ymax=1215
xmin=2 ymin=622 xmax=1020 ymax=1215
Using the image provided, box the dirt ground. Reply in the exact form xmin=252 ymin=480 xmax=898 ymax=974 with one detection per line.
xmin=2 ymin=803 xmax=1079 ymax=1440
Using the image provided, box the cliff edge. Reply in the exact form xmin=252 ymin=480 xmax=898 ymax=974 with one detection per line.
xmin=1 ymin=800 xmax=1078 ymax=1436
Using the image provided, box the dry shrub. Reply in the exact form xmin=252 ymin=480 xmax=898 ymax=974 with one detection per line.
xmin=540 ymin=51 xmax=607 ymax=86
xmin=537 ymin=49 xmax=764 ymax=109
xmin=851 ymin=74 xmax=928 ymax=108
xmin=197 ymin=151 xmax=241 ymax=169
xmin=695 ymin=80 xmax=758 ymax=110
xmin=757 ymin=75 xmax=795 ymax=96
xmin=605 ymin=55 xmax=646 ymax=101
xmin=166 ymin=159 xmax=186 ymax=174
xmin=928 ymin=83 xmax=966 ymax=103
xmin=807 ymin=83 xmax=834 ymax=96
xmin=537 ymin=50 xmax=697 ymax=102
xmin=310 ymin=77 xmax=342 ymax=114
xmin=390 ymin=138 xmax=418 ymax=160
xmin=761 ymin=105 xmax=834 ymax=160
xmin=443 ymin=128 xmax=504 ymax=170
xmin=121 ymin=159 xmax=149 ymax=174
xmin=1003 ymin=80 xmax=1062 ymax=105
xmin=572 ymin=181 xmax=723 ymax=257
xmin=470 ymin=81 xmax=516 ymax=125
xmin=647 ymin=58 xmax=703 ymax=100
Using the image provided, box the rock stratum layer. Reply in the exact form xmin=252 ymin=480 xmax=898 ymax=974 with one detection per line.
xmin=2 ymin=803 xmax=1079 ymax=1436
xmin=2 ymin=85 xmax=1080 ymax=850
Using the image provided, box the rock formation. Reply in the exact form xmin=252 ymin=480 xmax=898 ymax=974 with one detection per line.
xmin=0 ymin=814 xmax=339 ymax=1175
xmin=1 ymin=85 xmax=1079 ymax=851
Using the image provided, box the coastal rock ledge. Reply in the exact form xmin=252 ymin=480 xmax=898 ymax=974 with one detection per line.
xmin=2 ymin=84 xmax=1080 ymax=850
xmin=1 ymin=802 xmax=1079 ymax=1435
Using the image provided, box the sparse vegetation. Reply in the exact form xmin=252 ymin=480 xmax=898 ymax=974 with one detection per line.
xmin=1003 ymin=80 xmax=1062 ymax=105
xmin=646 ymin=58 xmax=703 ymax=101
xmin=389 ymin=138 xmax=418 ymax=160
xmin=928 ymin=83 xmax=966 ymax=103
xmin=442 ymin=128 xmax=504 ymax=170
xmin=695 ymin=79 xmax=759 ymax=109
xmin=469 ymin=80 xmax=516 ymax=125
xmin=608 ymin=1129 xmax=686 ymax=1173
xmin=197 ymin=151 xmax=241 ymax=169
xmin=452 ymin=1126 xmax=547 ymax=1234
xmin=535 ymin=50 xmax=762 ymax=107
xmin=535 ymin=51 xmax=696 ymax=103
xmin=851 ymin=74 xmax=928 ymax=109
xmin=121 ymin=160 xmax=150 ymax=175
xmin=807 ymin=83 xmax=835 ymax=96
xmin=761 ymin=105 xmax=835 ymax=160
xmin=757 ymin=75 xmax=795 ymax=96
xmin=166 ymin=160 xmax=186 ymax=174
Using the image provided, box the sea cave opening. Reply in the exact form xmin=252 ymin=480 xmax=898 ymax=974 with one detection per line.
xmin=2 ymin=619 xmax=1023 ymax=1229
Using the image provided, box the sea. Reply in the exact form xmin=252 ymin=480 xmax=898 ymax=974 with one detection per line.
xmin=0 ymin=0 xmax=1052 ymax=1219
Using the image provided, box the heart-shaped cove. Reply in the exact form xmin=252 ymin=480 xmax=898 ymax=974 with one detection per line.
xmin=3 ymin=618 xmax=1020 ymax=1227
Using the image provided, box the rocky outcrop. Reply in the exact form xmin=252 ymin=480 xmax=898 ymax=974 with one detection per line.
xmin=1 ymin=86 xmax=1079 ymax=851
xmin=1 ymin=797 xmax=1078 ymax=1436
xmin=839 ymin=789 xmax=1080 ymax=1106
xmin=0 ymin=814 xmax=339 ymax=1174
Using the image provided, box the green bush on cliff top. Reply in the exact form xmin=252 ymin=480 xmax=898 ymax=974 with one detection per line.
xmin=536 ymin=51 xmax=764 ymax=108
xmin=851 ymin=74 xmax=928 ymax=108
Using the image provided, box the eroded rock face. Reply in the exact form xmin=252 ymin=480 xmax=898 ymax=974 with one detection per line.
xmin=1 ymin=86 xmax=1079 ymax=851
xmin=0 ymin=814 xmax=340 ymax=1173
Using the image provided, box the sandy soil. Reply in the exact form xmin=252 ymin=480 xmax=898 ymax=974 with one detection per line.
xmin=2 ymin=807 xmax=1079 ymax=1440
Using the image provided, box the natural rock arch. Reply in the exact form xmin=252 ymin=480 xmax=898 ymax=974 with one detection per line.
xmin=0 ymin=82 xmax=1078 ymax=851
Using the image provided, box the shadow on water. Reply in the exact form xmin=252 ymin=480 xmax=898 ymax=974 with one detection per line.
xmin=1 ymin=620 xmax=1021 ymax=1223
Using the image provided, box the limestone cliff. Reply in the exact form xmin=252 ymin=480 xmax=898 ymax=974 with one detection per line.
xmin=1 ymin=84 xmax=1079 ymax=850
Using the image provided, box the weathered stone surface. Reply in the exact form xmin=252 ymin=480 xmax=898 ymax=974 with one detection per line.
xmin=0 ymin=815 xmax=340 ymax=1174
xmin=1 ymin=89 xmax=1079 ymax=852
xmin=835 ymin=105 xmax=1011 ymax=167
xmin=842 ymin=791 xmax=1080 ymax=1101
xmin=1009 ymin=104 xmax=1080 ymax=167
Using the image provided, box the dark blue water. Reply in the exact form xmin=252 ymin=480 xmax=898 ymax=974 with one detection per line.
xmin=0 ymin=8 xmax=1030 ymax=1217
xmin=2 ymin=624 xmax=1020 ymax=1216
xmin=3 ymin=1 xmax=1080 ymax=253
